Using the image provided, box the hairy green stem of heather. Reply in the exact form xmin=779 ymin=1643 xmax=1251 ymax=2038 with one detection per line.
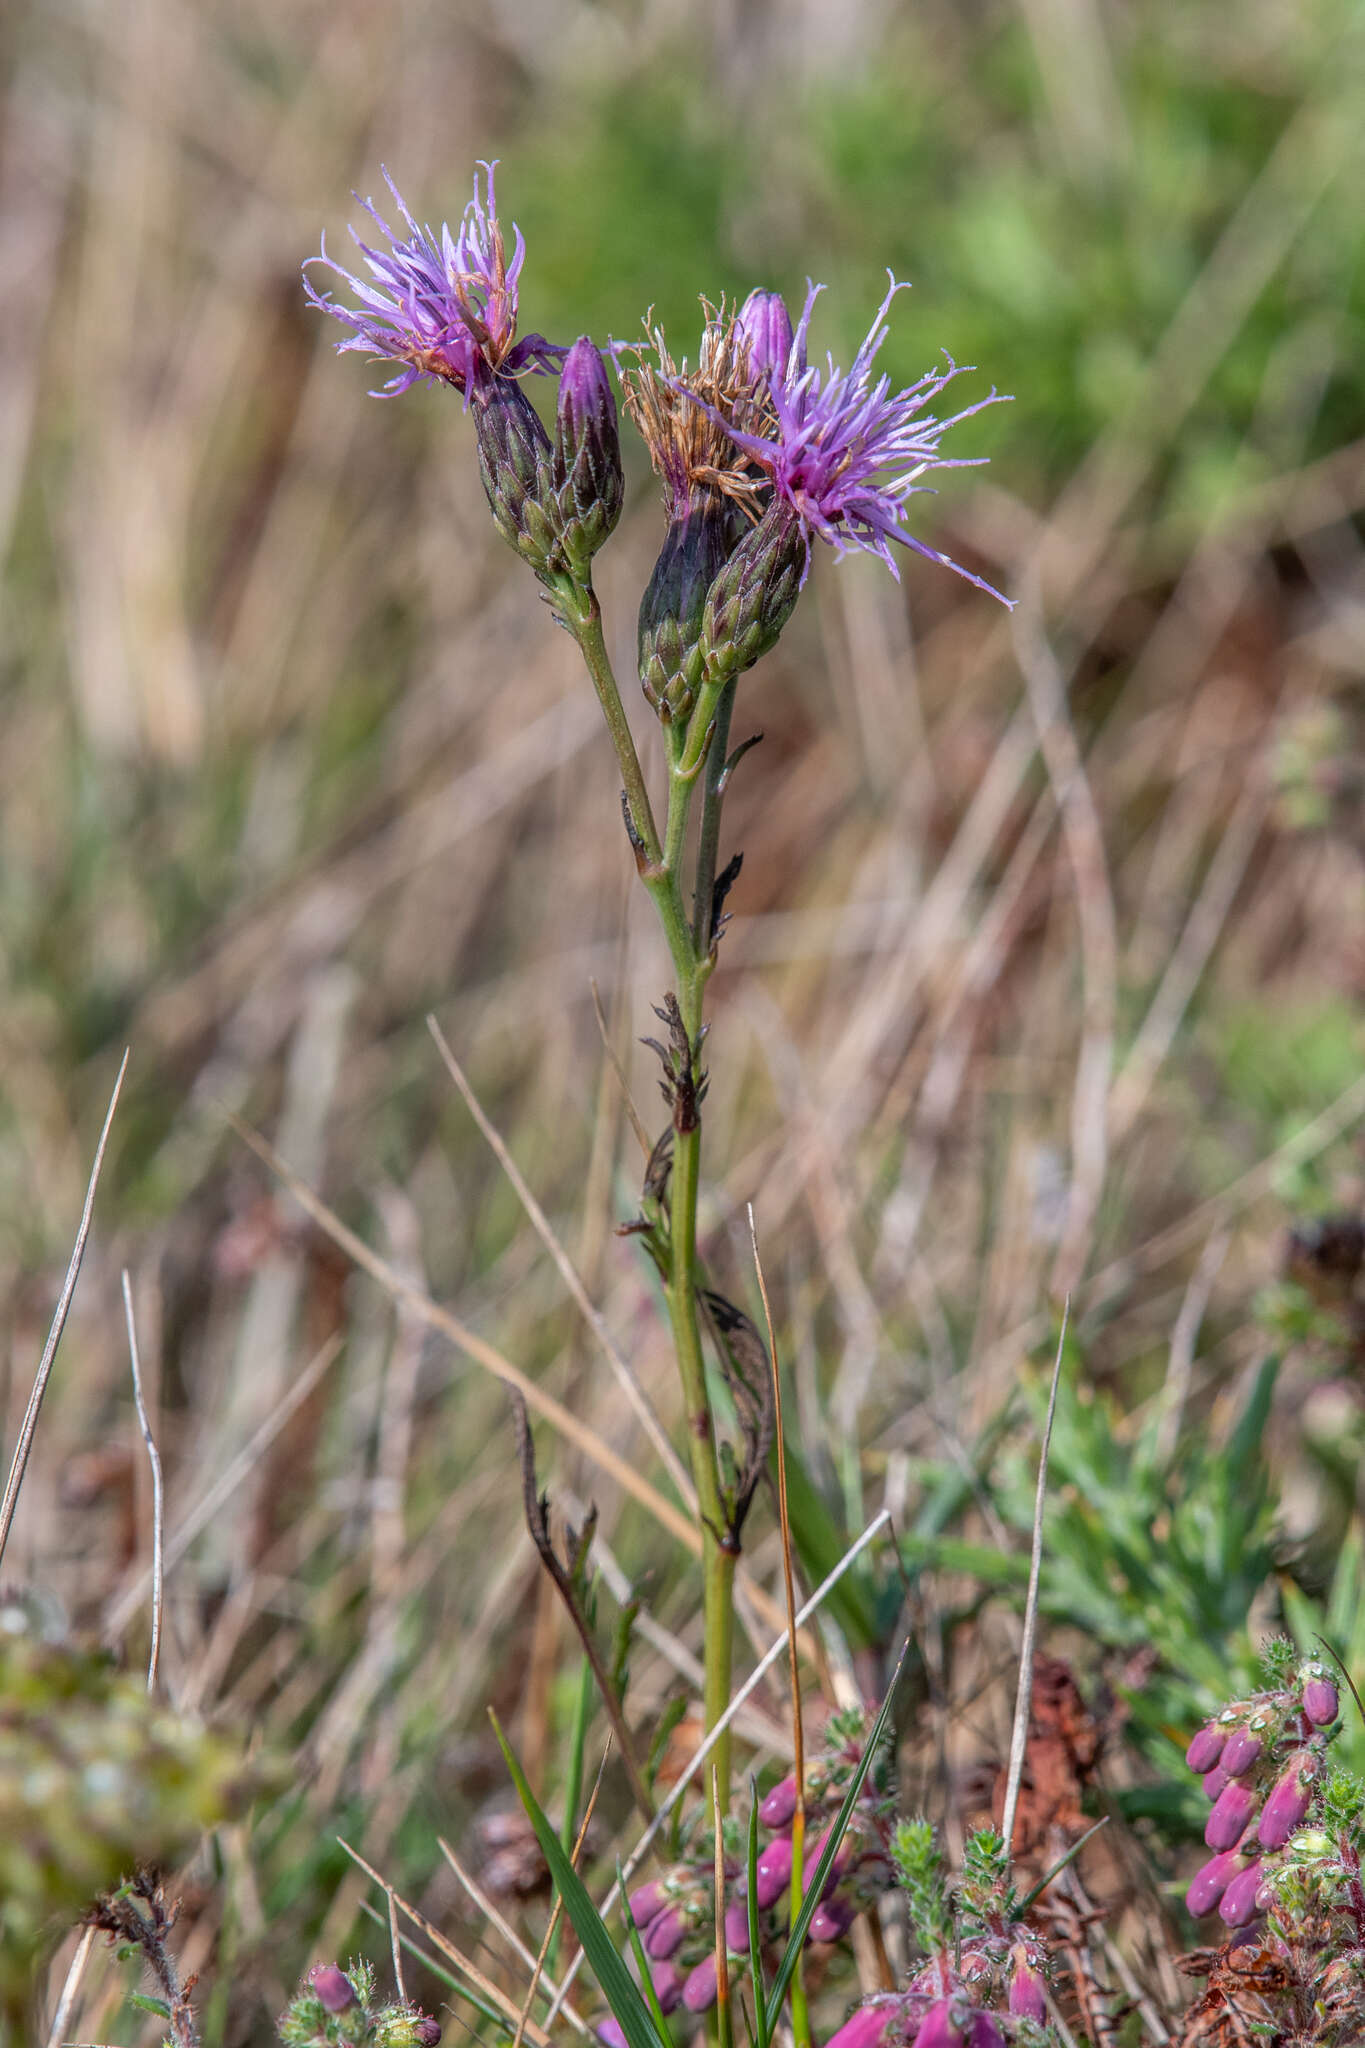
xmin=691 ymin=675 xmax=737 ymax=956
xmin=569 ymin=597 xmax=736 ymax=1811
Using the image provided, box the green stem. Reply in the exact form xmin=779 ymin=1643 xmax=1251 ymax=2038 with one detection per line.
xmin=568 ymin=586 xmax=662 ymax=870
xmin=692 ymin=675 xmax=738 ymax=955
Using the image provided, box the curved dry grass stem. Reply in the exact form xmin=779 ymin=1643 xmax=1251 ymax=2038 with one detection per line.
xmin=427 ymin=1013 xmax=695 ymax=1514
xmin=0 ymin=1048 xmax=128 ymax=1575
xmin=121 ymin=1269 xmax=165 ymax=1693
xmin=1000 ymin=1299 xmax=1068 ymax=1860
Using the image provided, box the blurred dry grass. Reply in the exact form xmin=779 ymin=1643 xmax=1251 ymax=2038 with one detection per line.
xmin=4 ymin=0 xmax=1365 ymax=2038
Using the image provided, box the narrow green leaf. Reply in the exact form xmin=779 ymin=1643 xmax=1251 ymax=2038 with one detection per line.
xmin=745 ymin=1783 xmax=769 ymax=2048
xmin=492 ymin=1712 xmax=666 ymax=2048
xmin=765 ymin=1643 xmax=909 ymax=2019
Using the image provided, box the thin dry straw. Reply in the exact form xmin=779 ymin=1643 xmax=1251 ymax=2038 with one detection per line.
xmin=999 ymin=1298 xmax=1069 ymax=1858
xmin=543 ymin=1508 xmax=892 ymax=2026
xmin=0 ymin=1048 xmax=129 ymax=1574
xmin=427 ymin=1013 xmax=695 ymax=1515
xmin=121 ymin=1270 xmax=165 ymax=1693
xmin=437 ymin=1836 xmax=593 ymax=2037
xmin=43 ymin=1925 xmax=97 ymax=2048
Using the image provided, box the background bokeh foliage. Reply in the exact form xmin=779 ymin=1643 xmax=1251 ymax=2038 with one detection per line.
xmin=4 ymin=0 xmax=1365 ymax=2038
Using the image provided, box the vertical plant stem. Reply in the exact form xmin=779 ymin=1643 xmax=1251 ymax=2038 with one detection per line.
xmin=692 ymin=675 xmax=738 ymax=954
xmin=569 ymin=589 xmax=662 ymax=869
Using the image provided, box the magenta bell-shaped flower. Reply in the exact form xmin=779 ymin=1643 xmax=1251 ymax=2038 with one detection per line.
xmin=682 ymin=1955 xmax=719 ymax=2013
xmin=1258 ymin=1750 xmax=1320 ymax=1849
xmin=1201 ymin=1764 xmax=1231 ymax=1803
xmin=724 ymin=1899 xmax=751 ymax=1952
xmin=1006 ymin=1945 xmax=1048 ymax=2022
xmin=756 ymin=1834 xmax=795 ymax=1907
xmin=1301 ymin=1670 xmax=1339 ymax=1728
xmin=1220 ymin=1728 xmax=1264 ymax=1778
xmin=651 ymin=1963 xmax=683 ymax=2014
xmin=627 ymin=1881 xmax=667 ymax=1928
xmin=1218 ymin=1858 xmax=1266 ymax=1928
xmin=1205 ymin=1778 xmax=1258 ymax=1850
xmin=911 ymin=1996 xmax=969 ymax=2048
xmin=966 ymin=2017 xmax=1005 ymax=2048
xmin=823 ymin=1999 xmax=898 ymax=2048
xmin=644 ymin=1906 xmax=687 ymax=1959
xmin=1185 ymin=1723 xmax=1227 ymax=1773
xmin=1186 ymin=1849 xmax=1250 ymax=1917
xmin=308 ymin=1964 xmax=358 ymax=2013
xmin=808 ymin=1896 xmax=858 ymax=1943
xmin=759 ymin=1775 xmax=798 ymax=1829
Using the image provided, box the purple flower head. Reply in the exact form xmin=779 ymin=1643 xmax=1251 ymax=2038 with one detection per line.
xmin=307 ymin=1963 xmax=357 ymax=2013
xmin=686 ymin=277 xmax=1013 ymax=604
xmin=304 ymin=164 xmax=563 ymax=398
xmin=618 ymin=303 xmax=775 ymax=523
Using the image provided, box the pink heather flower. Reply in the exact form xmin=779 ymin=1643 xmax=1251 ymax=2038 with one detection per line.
xmin=1205 ymin=1778 xmax=1258 ymax=1850
xmin=1221 ymin=1728 xmax=1264 ymax=1778
xmin=759 ymin=1774 xmax=798 ymax=1828
xmin=1218 ymin=1858 xmax=1266 ymax=1928
xmin=1185 ymin=1724 xmax=1226 ymax=1773
xmin=824 ymin=1999 xmax=898 ymax=2048
xmin=1007 ymin=1944 xmax=1048 ymax=2022
xmin=809 ymin=1897 xmax=859 ymax=1943
xmin=911 ymin=1996 xmax=969 ymax=2048
xmin=967 ymin=2018 xmax=1005 ymax=2048
xmin=1258 ymin=1750 xmax=1320 ymax=1849
xmin=1301 ymin=1671 xmax=1339 ymax=1727
xmin=1186 ymin=1849 xmax=1249 ymax=1917
xmin=756 ymin=1833 xmax=795 ymax=1907
xmin=724 ymin=1899 xmax=751 ymax=1952
xmin=304 ymin=164 xmax=563 ymax=398
xmin=307 ymin=1963 xmax=357 ymax=2013
xmin=627 ymin=1880 xmax=667 ymax=1928
xmin=597 ymin=2020 xmax=628 ymax=2048
xmin=651 ymin=1963 xmax=683 ymax=2013
xmin=682 ymin=1955 xmax=719 ymax=2013
xmin=1202 ymin=1765 xmax=1231 ymax=1803
xmin=643 ymin=1905 xmax=687 ymax=1959
xmin=687 ymin=278 xmax=1012 ymax=603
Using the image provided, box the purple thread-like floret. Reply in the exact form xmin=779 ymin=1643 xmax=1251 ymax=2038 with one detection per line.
xmin=687 ymin=277 xmax=1012 ymax=603
xmin=303 ymin=163 xmax=563 ymax=397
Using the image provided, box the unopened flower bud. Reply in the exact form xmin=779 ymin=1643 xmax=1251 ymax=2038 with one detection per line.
xmin=597 ymin=2020 xmax=627 ymax=2048
xmin=699 ymin=499 xmax=807 ymax=683
xmin=308 ymin=1963 xmax=358 ymax=2013
xmin=1202 ymin=1765 xmax=1231 ymax=1803
xmin=1221 ymin=1728 xmax=1264 ymax=1778
xmin=724 ymin=1899 xmax=751 ymax=1952
xmin=627 ymin=1881 xmax=667 ymax=1927
xmin=808 ymin=1896 xmax=858 ymax=1943
xmin=682 ymin=1955 xmax=718 ymax=2013
xmin=736 ymin=289 xmax=794 ymax=385
xmin=1185 ymin=1724 xmax=1226 ymax=1774
xmin=804 ymin=1825 xmax=852 ymax=1897
xmin=755 ymin=1833 xmax=794 ymax=1907
xmin=759 ymin=1774 xmax=798 ymax=1829
xmin=552 ymin=338 xmax=624 ymax=581
xmin=1205 ymin=1779 xmax=1258 ymax=1850
xmin=644 ymin=1905 xmax=687 ymax=1959
xmin=413 ymin=2019 xmax=442 ymax=2047
xmin=1300 ymin=1669 xmax=1339 ymax=1727
xmin=638 ymin=497 xmax=732 ymax=719
xmin=1258 ymin=1750 xmax=1319 ymax=1849
xmin=472 ymin=377 xmax=558 ymax=575
xmin=1218 ymin=1858 xmax=1266 ymax=1927
xmin=1186 ymin=1849 xmax=1249 ymax=1917
xmin=651 ymin=1964 xmax=683 ymax=2013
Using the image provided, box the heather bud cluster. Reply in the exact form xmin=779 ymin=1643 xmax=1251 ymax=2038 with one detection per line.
xmin=1182 ymin=1651 xmax=1340 ymax=1930
xmin=277 ymin=1958 xmax=441 ymax=2047
xmin=822 ymin=1825 xmax=1056 ymax=2048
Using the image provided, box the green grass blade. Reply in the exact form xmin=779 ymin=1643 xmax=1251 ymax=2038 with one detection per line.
xmin=745 ymin=1784 xmax=769 ymax=2048
xmin=492 ymin=1712 xmax=666 ymax=2048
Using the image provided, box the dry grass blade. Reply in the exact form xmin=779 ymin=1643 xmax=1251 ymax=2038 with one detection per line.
xmin=437 ymin=1835 xmax=590 ymax=2034
xmin=43 ymin=1925 xmax=97 ymax=2048
xmin=121 ymin=1270 xmax=165 ymax=1693
xmin=226 ymin=1109 xmax=703 ymax=1556
xmin=338 ymin=1839 xmax=554 ymax=2048
xmin=1000 ymin=1299 xmax=1069 ymax=1858
xmin=427 ymin=1014 xmax=695 ymax=1514
xmin=0 ymin=1048 xmax=129 ymax=1574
